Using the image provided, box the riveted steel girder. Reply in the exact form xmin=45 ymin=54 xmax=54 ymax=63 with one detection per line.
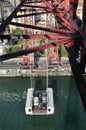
xmin=14 ymin=11 xmax=49 ymax=18
xmin=0 ymin=38 xmax=72 ymax=61
xmin=10 ymin=21 xmax=70 ymax=34
xmin=0 ymin=33 xmax=80 ymax=40
xmin=0 ymin=0 xmax=27 ymax=35
xmin=0 ymin=0 xmax=86 ymax=111
xmin=66 ymin=46 xmax=86 ymax=111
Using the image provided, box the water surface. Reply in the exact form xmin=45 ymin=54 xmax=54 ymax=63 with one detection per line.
xmin=0 ymin=76 xmax=86 ymax=130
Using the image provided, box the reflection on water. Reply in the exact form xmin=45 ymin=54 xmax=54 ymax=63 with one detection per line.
xmin=0 ymin=76 xmax=86 ymax=130
xmin=0 ymin=91 xmax=27 ymax=102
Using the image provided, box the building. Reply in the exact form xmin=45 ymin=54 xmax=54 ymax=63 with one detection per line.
xmin=77 ymin=0 xmax=83 ymax=19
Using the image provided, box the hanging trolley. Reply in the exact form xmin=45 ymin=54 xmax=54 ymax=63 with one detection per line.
xmin=25 ymin=54 xmax=54 ymax=115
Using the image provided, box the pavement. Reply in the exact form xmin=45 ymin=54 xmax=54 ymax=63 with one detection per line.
xmin=0 ymin=57 xmax=70 ymax=69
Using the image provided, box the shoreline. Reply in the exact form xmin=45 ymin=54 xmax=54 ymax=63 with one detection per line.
xmin=0 ymin=57 xmax=85 ymax=77
xmin=0 ymin=67 xmax=73 ymax=77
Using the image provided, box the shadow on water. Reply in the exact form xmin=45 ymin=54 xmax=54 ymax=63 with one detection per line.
xmin=1 ymin=77 xmax=86 ymax=130
xmin=35 ymin=78 xmax=46 ymax=91
xmin=64 ymin=77 xmax=79 ymax=130
xmin=49 ymin=80 xmax=58 ymax=105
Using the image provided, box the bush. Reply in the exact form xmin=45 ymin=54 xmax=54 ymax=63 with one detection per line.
xmin=11 ymin=28 xmax=23 ymax=35
xmin=60 ymin=45 xmax=67 ymax=57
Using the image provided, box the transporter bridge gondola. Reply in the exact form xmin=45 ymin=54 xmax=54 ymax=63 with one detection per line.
xmin=0 ymin=0 xmax=86 ymax=112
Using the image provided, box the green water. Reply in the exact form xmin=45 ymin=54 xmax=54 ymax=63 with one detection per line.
xmin=0 ymin=76 xmax=86 ymax=130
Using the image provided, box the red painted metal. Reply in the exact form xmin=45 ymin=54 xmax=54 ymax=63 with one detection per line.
xmin=15 ymin=11 xmax=50 ymax=18
xmin=0 ymin=0 xmax=26 ymax=35
xmin=22 ymin=8 xmax=27 ymax=65
xmin=23 ymin=4 xmax=47 ymax=9
xmin=10 ymin=22 xmax=70 ymax=34
xmin=0 ymin=33 xmax=80 ymax=40
xmin=0 ymin=0 xmax=86 ymax=110
xmin=41 ymin=0 xmax=74 ymax=30
xmin=0 ymin=38 xmax=73 ymax=61
xmin=28 ymin=7 xmax=35 ymax=66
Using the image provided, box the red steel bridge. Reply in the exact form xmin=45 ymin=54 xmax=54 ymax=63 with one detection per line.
xmin=0 ymin=0 xmax=86 ymax=110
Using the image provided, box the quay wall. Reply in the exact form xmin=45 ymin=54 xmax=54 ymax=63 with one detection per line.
xmin=0 ymin=68 xmax=73 ymax=77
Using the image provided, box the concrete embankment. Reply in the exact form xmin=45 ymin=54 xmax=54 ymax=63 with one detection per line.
xmin=0 ymin=67 xmax=72 ymax=77
xmin=0 ymin=57 xmax=73 ymax=77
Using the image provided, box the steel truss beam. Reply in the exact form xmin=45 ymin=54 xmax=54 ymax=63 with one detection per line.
xmin=66 ymin=46 xmax=86 ymax=111
xmin=24 ymin=1 xmax=42 ymax=4
xmin=14 ymin=11 xmax=50 ymax=18
xmin=0 ymin=33 xmax=80 ymax=40
xmin=23 ymin=4 xmax=47 ymax=9
xmin=41 ymin=0 xmax=75 ymax=30
xmin=0 ymin=0 xmax=28 ymax=35
xmin=0 ymin=0 xmax=86 ymax=111
xmin=10 ymin=21 xmax=70 ymax=34
xmin=19 ymin=8 xmax=43 ymax=12
xmin=0 ymin=38 xmax=72 ymax=61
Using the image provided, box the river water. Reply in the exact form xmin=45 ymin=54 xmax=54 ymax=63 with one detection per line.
xmin=0 ymin=76 xmax=86 ymax=130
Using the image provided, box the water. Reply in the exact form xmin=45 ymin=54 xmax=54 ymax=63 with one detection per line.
xmin=0 ymin=76 xmax=86 ymax=130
